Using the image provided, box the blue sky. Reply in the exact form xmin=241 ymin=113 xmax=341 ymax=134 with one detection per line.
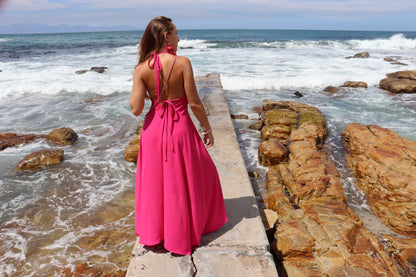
xmin=1 ymin=0 xmax=416 ymax=33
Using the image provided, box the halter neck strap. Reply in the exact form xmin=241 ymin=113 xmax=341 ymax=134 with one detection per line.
xmin=148 ymin=52 xmax=177 ymax=101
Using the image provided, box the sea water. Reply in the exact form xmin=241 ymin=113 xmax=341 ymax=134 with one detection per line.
xmin=1 ymin=29 xmax=416 ymax=276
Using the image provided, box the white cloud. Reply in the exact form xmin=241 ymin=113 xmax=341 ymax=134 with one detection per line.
xmin=3 ymin=0 xmax=416 ymax=14
xmin=3 ymin=0 xmax=66 ymax=10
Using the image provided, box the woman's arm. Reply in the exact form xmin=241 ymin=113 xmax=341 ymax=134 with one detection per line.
xmin=129 ymin=66 xmax=146 ymax=116
xmin=182 ymin=57 xmax=214 ymax=147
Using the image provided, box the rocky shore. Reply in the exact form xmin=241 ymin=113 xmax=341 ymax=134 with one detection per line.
xmin=253 ymin=99 xmax=416 ymax=276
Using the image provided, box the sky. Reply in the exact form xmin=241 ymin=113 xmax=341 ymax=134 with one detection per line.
xmin=0 ymin=0 xmax=416 ymax=33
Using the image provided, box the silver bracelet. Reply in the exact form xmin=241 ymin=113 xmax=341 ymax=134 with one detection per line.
xmin=201 ymin=128 xmax=212 ymax=136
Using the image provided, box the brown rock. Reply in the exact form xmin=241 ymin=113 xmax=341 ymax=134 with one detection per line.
xmin=46 ymin=127 xmax=78 ymax=145
xmin=125 ymin=134 xmax=140 ymax=163
xmin=262 ymin=99 xmax=290 ymax=111
xmin=386 ymin=70 xmax=416 ymax=80
xmin=346 ymin=52 xmax=370 ymax=59
xmin=380 ymin=77 xmax=416 ymax=93
xmin=263 ymin=110 xmax=298 ymax=127
xmin=0 ymin=133 xmax=44 ymax=150
xmin=90 ymin=67 xmax=108 ymax=73
xmin=342 ymin=81 xmax=368 ymax=88
xmin=252 ymin=106 xmax=263 ymax=114
xmin=258 ymin=138 xmax=288 ymax=166
xmin=14 ymin=148 xmax=64 ymax=172
xmin=323 ymin=86 xmax=340 ymax=93
xmin=327 ymin=266 xmax=372 ymax=277
xmin=261 ymin=125 xmax=290 ymax=140
xmin=230 ymin=114 xmax=249 ymax=119
xmin=248 ymin=119 xmax=263 ymax=130
xmin=282 ymin=257 xmax=323 ymax=277
xmin=381 ymin=235 xmax=416 ymax=276
xmin=259 ymin=101 xmax=409 ymax=276
xmin=274 ymin=220 xmax=315 ymax=258
xmin=342 ymin=123 xmax=416 ymax=236
xmin=136 ymin=120 xmax=144 ymax=134
xmin=75 ymin=70 xmax=88 ymax=74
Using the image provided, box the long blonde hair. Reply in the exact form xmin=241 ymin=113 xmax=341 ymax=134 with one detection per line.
xmin=138 ymin=16 xmax=175 ymax=63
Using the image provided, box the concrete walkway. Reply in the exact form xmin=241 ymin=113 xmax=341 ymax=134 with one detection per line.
xmin=126 ymin=74 xmax=278 ymax=277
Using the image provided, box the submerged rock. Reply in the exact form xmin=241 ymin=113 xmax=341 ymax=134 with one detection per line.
xmin=248 ymin=119 xmax=263 ymax=130
xmin=75 ymin=67 xmax=108 ymax=74
xmin=231 ymin=114 xmax=249 ymax=120
xmin=342 ymin=81 xmax=368 ymax=88
xmin=46 ymin=127 xmax=78 ymax=145
xmin=0 ymin=133 xmax=45 ymax=150
xmin=323 ymin=86 xmax=339 ymax=93
xmin=346 ymin=51 xmax=370 ymax=59
xmin=90 ymin=67 xmax=108 ymax=73
xmin=14 ymin=148 xmax=64 ymax=172
xmin=379 ymin=70 xmax=416 ymax=93
xmin=342 ymin=123 xmax=416 ymax=236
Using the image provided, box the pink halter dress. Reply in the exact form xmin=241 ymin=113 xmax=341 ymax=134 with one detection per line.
xmin=135 ymin=52 xmax=227 ymax=255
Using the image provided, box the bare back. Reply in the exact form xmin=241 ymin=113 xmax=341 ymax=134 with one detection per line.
xmin=136 ymin=53 xmax=186 ymax=101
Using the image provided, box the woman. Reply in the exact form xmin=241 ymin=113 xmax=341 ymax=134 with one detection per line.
xmin=129 ymin=16 xmax=227 ymax=255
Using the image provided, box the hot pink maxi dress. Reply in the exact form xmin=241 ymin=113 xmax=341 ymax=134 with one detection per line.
xmin=135 ymin=53 xmax=227 ymax=255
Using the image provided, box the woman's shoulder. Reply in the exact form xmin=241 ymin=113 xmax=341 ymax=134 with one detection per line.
xmin=174 ymin=55 xmax=193 ymax=71
xmin=133 ymin=62 xmax=149 ymax=76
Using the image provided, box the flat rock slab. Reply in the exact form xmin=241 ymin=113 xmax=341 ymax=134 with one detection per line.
xmin=126 ymin=73 xmax=278 ymax=277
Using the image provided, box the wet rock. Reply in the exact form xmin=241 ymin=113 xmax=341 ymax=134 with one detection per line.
xmin=14 ymin=148 xmax=64 ymax=172
xmin=248 ymin=119 xmax=263 ymax=130
xmin=0 ymin=133 xmax=44 ymax=150
xmin=261 ymin=101 xmax=409 ymax=275
xmin=58 ymin=262 xmax=126 ymax=277
xmin=125 ymin=134 xmax=140 ymax=163
xmin=90 ymin=67 xmax=108 ymax=73
xmin=261 ymin=125 xmax=290 ymax=140
xmin=391 ymin=61 xmax=408 ymax=66
xmin=381 ymin=235 xmax=416 ymax=276
xmin=75 ymin=70 xmax=88 ymax=74
xmin=323 ymin=86 xmax=339 ymax=93
xmin=136 ymin=120 xmax=144 ymax=134
xmin=346 ymin=52 xmax=370 ymax=59
xmin=248 ymin=170 xmax=259 ymax=178
xmin=252 ymin=106 xmax=263 ymax=115
xmin=342 ymin=123 xmax=416 ymax=236
xmin=384 ymin=57 xmax=395 ymax=62
xmin=294 ymin=91 xmax=303 ymax=98
xmin=262 ymin=99 xmax=291 ymax=111
xmin=342 ymin=81 xmax=368 ymax=88
xmin=46 ymin=127 xmax=78 ymax=145
xmin=386 ymin=70 xmax=416 ymax=80
xmin=230 ymin=114 xmax=249 ymax=120
xmin=263 ymin=109 xmax=298 ymax=127
xmin=258 ymin=138 xmax=288 ymax=166
xmin=75 ymin=67 xmax=108 ymax=74
xmin=379 ymin=70 xmax=416 ymax=93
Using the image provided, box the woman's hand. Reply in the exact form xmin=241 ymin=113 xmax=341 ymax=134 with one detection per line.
xmin=204 ymin=132 xmax=214 ymax=148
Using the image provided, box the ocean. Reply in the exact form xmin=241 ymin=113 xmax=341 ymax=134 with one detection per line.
xmin=1 ymin=29 xmax=416 ymax=276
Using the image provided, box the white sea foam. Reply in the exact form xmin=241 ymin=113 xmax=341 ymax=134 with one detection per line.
xmin=350 ymin=33 xmax=416 ymax=50
xmin=179 ymin=39 xmax=215 ymax=49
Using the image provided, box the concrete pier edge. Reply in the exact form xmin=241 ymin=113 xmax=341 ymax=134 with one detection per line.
xmin=126 ymin=73 xmax=279 ymax=277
